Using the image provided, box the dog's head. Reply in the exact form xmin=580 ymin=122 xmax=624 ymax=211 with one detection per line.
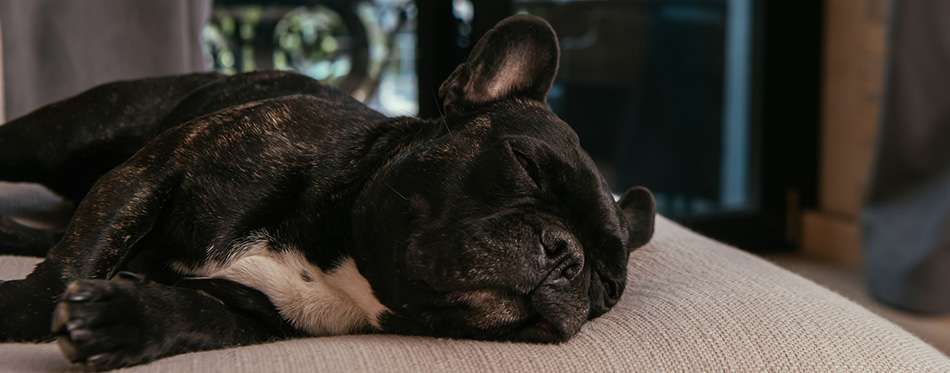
xmin=351 ymin=15 xmax=655 ymax=342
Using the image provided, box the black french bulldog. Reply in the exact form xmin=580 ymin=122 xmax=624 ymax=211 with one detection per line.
xmin=0 ymin=15 xmax=655 ymax=370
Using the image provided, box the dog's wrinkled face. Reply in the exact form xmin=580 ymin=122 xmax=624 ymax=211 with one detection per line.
xmin=351 ymin=15 xmax=655 ymax=343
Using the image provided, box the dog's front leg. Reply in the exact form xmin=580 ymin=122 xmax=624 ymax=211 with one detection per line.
xmin=52 ymin=274 xmax=299 ymax=370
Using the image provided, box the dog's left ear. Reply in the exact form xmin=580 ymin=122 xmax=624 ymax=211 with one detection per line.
xmin=618 ymin=186 xmax=656 ymax=250
xmin=439 ymin=14 xmax=559 ymax=114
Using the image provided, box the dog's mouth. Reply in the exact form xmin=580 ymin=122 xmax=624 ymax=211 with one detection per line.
xmin=506 ymin=315 xmax=566 ymax=343
xmin=446 ymin=287 xmax=579 ymax=343
xmin=465 ymin=307 xmax=570 ymax=343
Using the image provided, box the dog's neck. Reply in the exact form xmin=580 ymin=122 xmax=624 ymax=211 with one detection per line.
xmin=271 ymin=116 xmax=445 ymax=269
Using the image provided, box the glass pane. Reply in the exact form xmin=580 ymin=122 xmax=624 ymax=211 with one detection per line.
xmin=203 ymin=0 xmax=419 ymax=116
xmin=516 ymin=0 xmax=755 ymax=220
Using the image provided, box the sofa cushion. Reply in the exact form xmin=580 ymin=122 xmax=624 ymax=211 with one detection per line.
xmin=1 ymin=216 xmax=947 ymax=371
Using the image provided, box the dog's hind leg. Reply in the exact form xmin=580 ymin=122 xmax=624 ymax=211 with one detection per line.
xmin=0 ymin=73 xmax=222 ymax=202
xmin=0 ymin=153 xmax=173 ymax=342
xmin=0 ymin=216 xmax=64 ymax=257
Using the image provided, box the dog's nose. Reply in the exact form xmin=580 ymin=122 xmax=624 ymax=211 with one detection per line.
xmin=541 ymin=230 xmax=583 ymax=281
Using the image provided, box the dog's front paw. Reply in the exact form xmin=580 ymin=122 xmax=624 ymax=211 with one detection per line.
xmin=52 ymin=275 xmax=155 ymax=370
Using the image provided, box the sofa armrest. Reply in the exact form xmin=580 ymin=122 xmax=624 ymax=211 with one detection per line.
xmin=1 ymin=216 xmax=947 ymax=371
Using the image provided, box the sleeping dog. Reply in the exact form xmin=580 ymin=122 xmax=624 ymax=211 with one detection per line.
xmin=0 ymin=15 xmax=655 ymax=370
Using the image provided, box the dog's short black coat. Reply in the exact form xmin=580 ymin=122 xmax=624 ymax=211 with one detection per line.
xmin=0 ymin=15 xmax=655 ymax=370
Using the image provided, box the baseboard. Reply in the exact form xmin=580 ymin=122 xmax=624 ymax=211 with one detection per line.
xmin=801 ymin=210 xmax=864 ymax=269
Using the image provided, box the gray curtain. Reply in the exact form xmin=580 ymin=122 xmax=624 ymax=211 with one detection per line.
xmin=864 ymin=0 xmax=950 ymax=314
xmin=0 ymin=0 xmax=211 ymax=120
xmin=0 ymin=0 xmax=211 ymax=227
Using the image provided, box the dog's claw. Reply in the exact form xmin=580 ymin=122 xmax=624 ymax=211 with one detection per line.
xmin=69 ymin=329 xmax=93 ymax=343
xmin=66 ymin=319 xmax=85 ymax=332
xmin=67 ymin=292 xmax=91 ymax=302
xmin=85 ymin=353 xmax=107 ymax=367
xmin=56 ymin=335 xmax=80 ymax=361
xmin=115 ymin=272 xmax=146 ymax=282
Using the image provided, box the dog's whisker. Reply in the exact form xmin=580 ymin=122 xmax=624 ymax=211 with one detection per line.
xmin=386 ymin=182 xmax=410 ymax=202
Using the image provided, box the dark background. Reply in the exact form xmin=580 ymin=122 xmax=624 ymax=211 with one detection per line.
xmin=415 ymin=0 xmax=823 ymax=253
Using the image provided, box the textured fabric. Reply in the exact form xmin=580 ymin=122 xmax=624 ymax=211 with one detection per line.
xmin=863 ymin=0 xmax=950 ymax=314
xmin=1 ymin=216 xmax=948 ymax=372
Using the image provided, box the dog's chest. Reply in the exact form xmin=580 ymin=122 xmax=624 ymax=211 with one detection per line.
xmin=174 ymin=233 xmax=389 ymax=335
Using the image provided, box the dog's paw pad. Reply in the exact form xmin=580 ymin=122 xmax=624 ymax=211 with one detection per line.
xmin=52 ymin=279 xmax=146 ymax=370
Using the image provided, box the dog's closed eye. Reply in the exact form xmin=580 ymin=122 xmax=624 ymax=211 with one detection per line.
xmin=512 ymin=148 xmax=540 ymax=187
xmin=513 ymin=149 xmax=531 ymax=170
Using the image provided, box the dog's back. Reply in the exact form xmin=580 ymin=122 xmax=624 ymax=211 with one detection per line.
xmin=0 ymin=70 xmax=373 ymax=203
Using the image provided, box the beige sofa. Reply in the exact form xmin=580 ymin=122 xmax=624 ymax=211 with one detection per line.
xmin=1 ymin=216 xmax=947 ymax=372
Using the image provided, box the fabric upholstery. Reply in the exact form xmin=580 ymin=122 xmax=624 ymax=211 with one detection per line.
xmin=1 ymin=216 xmax=948 ymax=372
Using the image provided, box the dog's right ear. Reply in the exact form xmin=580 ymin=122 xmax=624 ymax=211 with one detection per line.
xmin=439 ymin=14 xmax=559 ymax=115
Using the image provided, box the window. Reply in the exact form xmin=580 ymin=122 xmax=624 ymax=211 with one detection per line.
xmin=203 ymin=0 xmax=419 ymax=116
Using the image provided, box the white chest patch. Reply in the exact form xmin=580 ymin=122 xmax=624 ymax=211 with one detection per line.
xmin=178 ymin=237 xmax=390 ymax=336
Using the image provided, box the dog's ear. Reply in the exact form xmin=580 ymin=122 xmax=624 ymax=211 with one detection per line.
xmin=439 ymin=14 xmax=559 ymax=114
xmin=618 ymin=186 xmax=656 ymax=250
